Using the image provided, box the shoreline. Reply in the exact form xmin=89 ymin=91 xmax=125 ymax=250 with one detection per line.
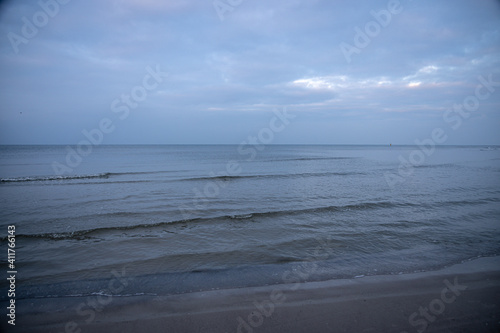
xmin=6 ymin=255 xmax=500 ymax=333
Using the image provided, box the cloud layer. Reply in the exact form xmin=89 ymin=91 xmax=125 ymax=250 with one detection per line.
xmin=0 ymin=0 xmax=499 ymax=144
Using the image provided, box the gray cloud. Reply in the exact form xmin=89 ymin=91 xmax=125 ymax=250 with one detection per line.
xmin=0 ymin=0 xmax=499 ymax=144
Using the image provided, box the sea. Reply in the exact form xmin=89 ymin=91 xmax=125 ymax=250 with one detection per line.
xmin=0 ymin=145 xmax=499 ymax=299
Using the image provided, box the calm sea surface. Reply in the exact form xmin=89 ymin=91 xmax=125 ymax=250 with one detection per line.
xmin=1 ymin=145 xmax=499 ymax=298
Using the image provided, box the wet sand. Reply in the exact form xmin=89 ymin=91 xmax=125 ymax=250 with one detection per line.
xmin=8 ymin=256 xmax=500 ymax=333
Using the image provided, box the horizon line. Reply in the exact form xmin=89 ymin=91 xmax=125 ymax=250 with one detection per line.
xmin=1 ymin=143 xmax=499 ymax=147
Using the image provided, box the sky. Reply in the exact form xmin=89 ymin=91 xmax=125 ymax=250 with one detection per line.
xmin=0 ymin=0 xmax=499 ymax=145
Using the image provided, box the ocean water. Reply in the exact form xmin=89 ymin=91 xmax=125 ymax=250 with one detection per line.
xmin=1 ymin=145 xmax=499 ymax=298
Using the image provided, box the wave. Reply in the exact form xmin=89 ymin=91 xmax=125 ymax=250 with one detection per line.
xmin=272 ymin=157 xmax=360 ymax=162
xmin=4 ymin=196 xmax=496 ymax=242
xmin=181 ymin=171 xmax=364 ymax=182
xmin=1 ymin=170 xmax=364 ymax=184
xmin=1 ymin=201 xmax=415 ymax=241
xmin=378 ymin=163 xmax=463 ymax=174
xmin=412 ymin=163 xmax=458 ymax=169
xmin=0 ymin=170 xmax=181 ymax=183
xmin=0 ymin=173 xmax=112 ymax=183
xmin=109 ymin=171 xmax=183 ymax=176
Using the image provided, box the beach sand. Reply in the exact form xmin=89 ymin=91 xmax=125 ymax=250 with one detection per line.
xmin=9 ymin=256 xmax=500 ymax=333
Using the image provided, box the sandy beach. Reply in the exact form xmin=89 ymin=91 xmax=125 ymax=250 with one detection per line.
xmin=7 ymin=256 xmax=499 ymax=333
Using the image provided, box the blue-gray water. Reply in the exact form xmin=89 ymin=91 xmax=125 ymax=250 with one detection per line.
xmin=1 ymin=145 xmax=499 ymax=298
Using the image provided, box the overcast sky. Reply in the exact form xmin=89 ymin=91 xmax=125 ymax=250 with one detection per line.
xmin=0 ymin=0 xmax=499 ymax=145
